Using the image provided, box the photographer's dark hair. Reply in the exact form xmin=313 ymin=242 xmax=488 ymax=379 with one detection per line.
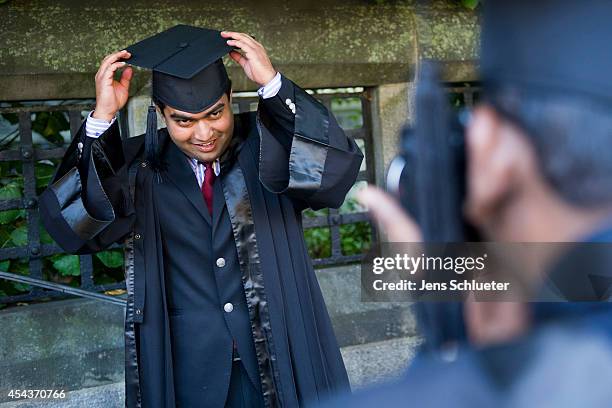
xmin=487 ymin=87 xmax=612 ymax=208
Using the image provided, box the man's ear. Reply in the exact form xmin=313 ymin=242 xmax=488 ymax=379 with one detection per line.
xmin=464 ymin=105 xmax=522 ymax=226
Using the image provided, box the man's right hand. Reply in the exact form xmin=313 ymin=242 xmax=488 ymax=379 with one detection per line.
xmin=93 ymin=50 xmax=133 ymax=121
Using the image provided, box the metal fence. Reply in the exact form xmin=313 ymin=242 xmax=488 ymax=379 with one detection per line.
xmin=0 ymin=101 xmax=128 ymax=305
xmin=232 ymin=88 xmax=377 ymax=266
xmin=0 ymin=88 xmax=377 ymax=305
xmin=447 ymin=82 xmax=480 ymax=109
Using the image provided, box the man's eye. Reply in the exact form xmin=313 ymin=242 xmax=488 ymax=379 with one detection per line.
xmin=177 ymin=120 xmax=192 ymax=126
xmin=210 ymin=110 xmax=222 ymax=118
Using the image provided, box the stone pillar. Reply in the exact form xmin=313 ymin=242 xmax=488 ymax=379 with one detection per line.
xmin=367 ymin=82 xmax=417 ymax=245
xmin=370 ymin=82 xmax=416 ymax=188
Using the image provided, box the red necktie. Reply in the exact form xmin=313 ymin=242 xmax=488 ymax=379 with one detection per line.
xmin=201 ymin=163 xmax=215 ymax=215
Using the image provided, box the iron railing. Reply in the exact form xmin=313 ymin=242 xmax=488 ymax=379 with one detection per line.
xmin=0 ymin=101 xmax=127 ymax=305
xmin=0 ymin=88 xmax=376 ymax=305
xmin=232 ymin=88 xmax=377 ymax=266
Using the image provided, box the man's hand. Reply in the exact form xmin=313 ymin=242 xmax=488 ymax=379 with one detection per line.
xmin=357 ymin=186 xmax=422 ymax=242
xmin=221 ymin=31 xmax=277 ymax=87
xmin=93 ymin=50 xmax=133 ymax=121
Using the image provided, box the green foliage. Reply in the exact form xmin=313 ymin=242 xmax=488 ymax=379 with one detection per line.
xmin=31 ymin=111 xmax=70 ymax=146
xmin=96 ymin=250 xmax=124 ymax=268
xmin=0 ymin=111 xmax=82 ymax=300
xmin=303 ymin=195 xmax=372 ymax=260
xmin=35 ymin=162 xmax=57 ymax=190
xmin=340 ymin=222 xmax=372 ymax=255
xmin=304 ymin=227 xmax=332 ymax=259
xmin=9 ymin=225 xmax=27 ymax=247
xmin=460 ymin=0 xmax=480 ymax=10
xmin=50 ymin=254 xmax=80 ymax=277
xmin=0 ymin=182 xmax=23 ymax=224
xmin=3 ymin=260 xmax=32 ymax=292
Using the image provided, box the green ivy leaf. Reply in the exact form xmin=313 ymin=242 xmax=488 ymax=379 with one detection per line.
xmin=0 ymin=260 xmax=9 ymax=271
xmin=304 ymin=227 xmax=331 ymax=258
xmin=0 ymin=226 xmax=13 ymax=248
xmin=9 ymin=225 xmax=27 ymax=247
xmin=35 ymin=162 xmax=56 ymax=189
xmin=52 ymin=255 xmax=80 ymax=276
xmin=96 ymin=251 xmax=124 ymax=268
xmin=12 ymin=282 xmax=32 ymax=292
xmin=7 ymin=261 xmax=32 ymax=292
xmin=461 ymin=0 xmax=480 ymax=10
xmin=0 ymin=183 xmax=22 ymax=224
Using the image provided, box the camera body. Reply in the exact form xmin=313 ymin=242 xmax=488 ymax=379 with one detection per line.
xmin=386 ymin=61 xmax=476 ymax=242
xmin=384 ymin=62 xmax=478 ymax=349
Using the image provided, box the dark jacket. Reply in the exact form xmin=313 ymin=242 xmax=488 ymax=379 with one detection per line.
xmin=320 ymin=227 xmax=612 ymax=408
xmin=40 ymin=75 xmax=363 ymax=407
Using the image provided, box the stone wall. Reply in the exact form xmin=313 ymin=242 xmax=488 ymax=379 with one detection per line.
xmin=0 ymin=0 xmax=478 ymax=100
xmin=1 ymin=0 xmax=480 ymax=174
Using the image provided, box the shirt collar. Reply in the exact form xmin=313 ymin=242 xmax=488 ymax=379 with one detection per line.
xmin=188 ymin=156 xmax=221 ymax=176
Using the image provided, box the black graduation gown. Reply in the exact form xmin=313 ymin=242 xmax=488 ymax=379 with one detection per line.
xmin=40 ymin=74 xmax=363 ymax=407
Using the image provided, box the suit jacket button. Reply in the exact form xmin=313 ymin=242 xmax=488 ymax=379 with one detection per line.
xmin=216 ymin=257 xmax=226 ymax=267
xmin=285 ymin=98 xmax=292 ymax=106
xmin=224 ymin=303 xmax=233 ymax=313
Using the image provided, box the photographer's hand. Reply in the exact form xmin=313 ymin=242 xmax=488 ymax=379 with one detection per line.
xmin=358 ymin=186 xmax=422 ymax=242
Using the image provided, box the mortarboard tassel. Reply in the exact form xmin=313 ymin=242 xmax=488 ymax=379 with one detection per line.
xmin=144 ymin=101 xmax=163 ymax=183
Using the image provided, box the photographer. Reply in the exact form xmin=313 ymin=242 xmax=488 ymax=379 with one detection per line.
xmin=324 ymin=1 xmax=612 ymax=406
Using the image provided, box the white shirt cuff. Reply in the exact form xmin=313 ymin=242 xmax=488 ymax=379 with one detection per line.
xmin=85 ymin=111 xmax=116 ymax=138
xmin=257 ymin=72 xmax=282 ymax=99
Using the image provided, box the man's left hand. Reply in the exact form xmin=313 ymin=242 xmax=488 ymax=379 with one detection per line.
xmin=222 ymin=31 xmax=277 ymax=87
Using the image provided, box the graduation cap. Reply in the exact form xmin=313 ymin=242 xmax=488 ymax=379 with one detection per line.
xmin=124 ymin=25 xmax=233 ymax=169
xmin=481 ymin=0 xmax=612 ymax=104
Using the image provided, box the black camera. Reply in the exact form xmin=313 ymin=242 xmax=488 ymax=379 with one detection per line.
xmin=386 ymin=61 xmax=476 ymax=242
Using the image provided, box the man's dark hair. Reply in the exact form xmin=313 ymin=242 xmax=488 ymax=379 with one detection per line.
xmin=153 ymin=80 xmax=232 ymax=115
xmin=487 ymin=86 xmax=612 ymax=208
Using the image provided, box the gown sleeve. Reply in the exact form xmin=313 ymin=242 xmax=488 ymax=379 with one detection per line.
xmin=39 ymin=120 xmax=136 ymax=254
xmin=257 ymin=74 xmax=364 ymax=210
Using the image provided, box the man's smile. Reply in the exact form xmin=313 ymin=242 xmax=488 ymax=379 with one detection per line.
xmin=193 ymin=139 xmax=217 ymax=153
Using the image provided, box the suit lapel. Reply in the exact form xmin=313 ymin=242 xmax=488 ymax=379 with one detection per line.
xmin=163 ymin=140 xmax=212 ymax=226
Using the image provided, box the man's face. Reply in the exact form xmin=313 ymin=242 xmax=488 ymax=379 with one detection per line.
xmin=161 ymin=93 xmax=234 ymax=162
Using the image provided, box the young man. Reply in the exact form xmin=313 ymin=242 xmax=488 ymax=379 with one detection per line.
xmin=41 ymin=26 xmax=362 ymax=407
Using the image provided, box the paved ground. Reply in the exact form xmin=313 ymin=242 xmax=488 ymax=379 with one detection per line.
xmin=0 ymin=336 xmax=421 ymax=408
